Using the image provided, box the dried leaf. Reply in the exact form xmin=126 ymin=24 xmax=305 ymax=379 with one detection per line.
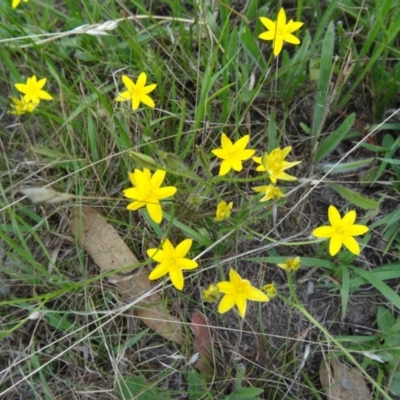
xmin=320 ymin=357 xmax=372 ymax=400
xmin=191 ymin=311 xmax=214 ymax=380
xmin=70 ymin=206 xmax=183 ymax=344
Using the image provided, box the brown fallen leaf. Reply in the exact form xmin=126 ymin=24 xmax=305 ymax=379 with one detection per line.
xmin=320 ymin=357 xmax=372 ymax=400
xmin=70 ymin=206 xmax=183 ymax=345
xmin=191 ymin=311 xmax=214 ymax=381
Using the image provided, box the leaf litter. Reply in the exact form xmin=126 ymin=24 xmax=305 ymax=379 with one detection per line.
xmin=70 ymin=206 xmax=183 ymax=345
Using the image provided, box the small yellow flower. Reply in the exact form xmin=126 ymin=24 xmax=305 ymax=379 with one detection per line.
xmin=215 ymin=201 xmax=233 ymax=221
xmin=147 ymin=239 xmax=198 ymax=290
xmin=123 ymin=168 xmax=177 ymax=224
xmin=259 ymin=7 xmax=304 ymax=56
xmin=262 ymin=283 xmax=278 ymax=299
xmin=116 ymin=73 xmax=157 ymax=110
xmin=253 ymin=184 xmax=285 ymax=202
xmin=261 ymin=147 xmax=301 ymax=184
xmin=8 ymin=96 xmax=38 ymax=115
xmin=217 ymin=269 xmax=269 ymax=318
xmin=312 ymin=205 xmax=369 ymax=256
xmin=203 ymin=284 xmax=221 ymax=302
xmin=277 ymin=257 xmax=301 ymax=272
xmin=12 ymin=0 xmax=28 ymax=8
xmin=211 ymin=133 xmax=256 ymax=176
xmin=14 ymin=75 xmax=53 ymax=103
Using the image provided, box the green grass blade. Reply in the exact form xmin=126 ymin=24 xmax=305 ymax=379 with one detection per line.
xmin=314 ymin=113 xmax=355 ymax=162
xmin=311 ymin=21 xmax=334 ymax=144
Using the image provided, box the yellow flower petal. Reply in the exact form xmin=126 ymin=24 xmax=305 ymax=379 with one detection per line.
xmin=147 ymin=202 xmax=162 ymax=223
xmin=175 ymin=239 xmax=193 ymax=258
xmin=330 ymin=233 xmax=344 ymax=256
xmin=342 ymin=235 xmax=360 ymax=255
xmin=218 ymin=294 xmax=236 ymax=314
xmin=312 ymin=226 xmax=335 ymax=238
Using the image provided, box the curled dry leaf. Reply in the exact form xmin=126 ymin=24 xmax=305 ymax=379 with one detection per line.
xmin=70 ymin=206 xmax=183 ymax=345
xmin=320 ymin=357 xmax=372 ymax=400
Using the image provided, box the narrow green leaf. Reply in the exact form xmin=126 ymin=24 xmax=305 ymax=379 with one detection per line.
xmin=341 ymin=266 xmax=350 ymax=319
xmin=233 ymin=387 xmax=264 ymax=398
xmin=351 ymin=267 xmax=400 ymax=311
xmin=315 ymin=113 xmax=355 ymax=162
xmin=378 ymin=158 xmax=400 ymax=165
xmin=239 ymin=25 xmax=267 ymax=72
xmin=267 ymin=112 xmax=277 ymax=152
xmin=311 ymin=21 xmax=334 ymax=143
xmin=328 ymin=182 xmax=379 ymax=210
xmin=320 ymin=157 xmax=373 ymax=174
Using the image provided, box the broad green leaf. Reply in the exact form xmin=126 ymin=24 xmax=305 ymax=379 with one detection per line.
xmin=188 ymin=369 xmax=208 ymax=400
xmin=315 ymin=113 xmax=355 ymax=162
xmin=389 ymin=371 xmax=400 ymax=396
xmin=376 ymin=306 xmax=396 ymax=332
xmin=328 ymin=182 xmax=379 ymax=210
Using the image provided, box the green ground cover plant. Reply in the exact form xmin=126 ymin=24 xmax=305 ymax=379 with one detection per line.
xmin=1 ymin=0 xmax=400 ymax=398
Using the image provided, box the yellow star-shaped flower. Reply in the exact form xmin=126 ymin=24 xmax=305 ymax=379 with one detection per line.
xmin=262 ymin=282 xmax=277 ymax=299
xmin=211 ymin=133 xmax=256 ymax=176
xmin=116 ymin=72 xmax=157 ymax=110
xmin=261 ymin=147 xmax=301 ymax=183
xmin=147 ymin=239 xmax=198 ymax=290
xmin=312 ymin=205 xmax=369 ymax=256
xmin=215 ymin=200 xmax=233 ymax=221
xmin=259 ymin=7 xmax=304 ymax=56
xmin=14 ymin=75 xmax=53 ymax=103
xmin=123 ymin=168 xmax=177 ymax=224
xmin=217 ymin=269 xmax=269 ymax=318
xmin=252 ymin=184 xmax=285 ymax=202
xmin=277 ymin=256 xmax=301 ymax=272
xmin=8 ymin=96 xmax=38 ymax=115
xmin=202 ymin=284 xmax=221 ymax=303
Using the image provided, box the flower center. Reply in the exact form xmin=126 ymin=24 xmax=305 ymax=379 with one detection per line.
xmin=336 ymin=227 xmax=344 ymax=235
xmin=236 ymin=283 xmax=246 ymax=294
xmin=168 ymin=259 xmax=177 ymax=269
xmin=229 ymin=150 xmax=238 ymax=159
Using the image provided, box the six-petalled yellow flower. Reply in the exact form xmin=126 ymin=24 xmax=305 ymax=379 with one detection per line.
xmin=263 ymin=283 xmax=278 ymax=299
xmin=253 ymin=184 xmax=285 ymax=202
xmin=147 ymin=239 xmax=198 ymax=290
xmin=116 ymin=73 xmax=157 ymax=110
xmin=14 ymin=75 xmax=53 ymax=103
xmin=259 ymin=7 xmax=304 ymax=56
xmin=312 ymin=205 xmax=369 ymax=256
xmin=277 ymin=256 xmax=301 ymax=272
xmin=215 ymin=201 xmax=233 ymax=221
xmin=203 ymin=284 xmax=221 ymax=303
xmin=217 ymin=269 xmax=269 ymax=318
xmin=123 ymin=168 xmax=177 ymax=224
xmin=212 ymin=133 xmax=255 ymax=176
xmin=8 ymin=96 xmax=38 ymax=115
xmin=261 ymin=147 xmax=301 ymax=184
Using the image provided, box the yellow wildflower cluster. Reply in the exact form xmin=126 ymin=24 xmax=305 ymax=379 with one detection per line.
xmin=9 ymin=6 xmax=370 ymax=322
